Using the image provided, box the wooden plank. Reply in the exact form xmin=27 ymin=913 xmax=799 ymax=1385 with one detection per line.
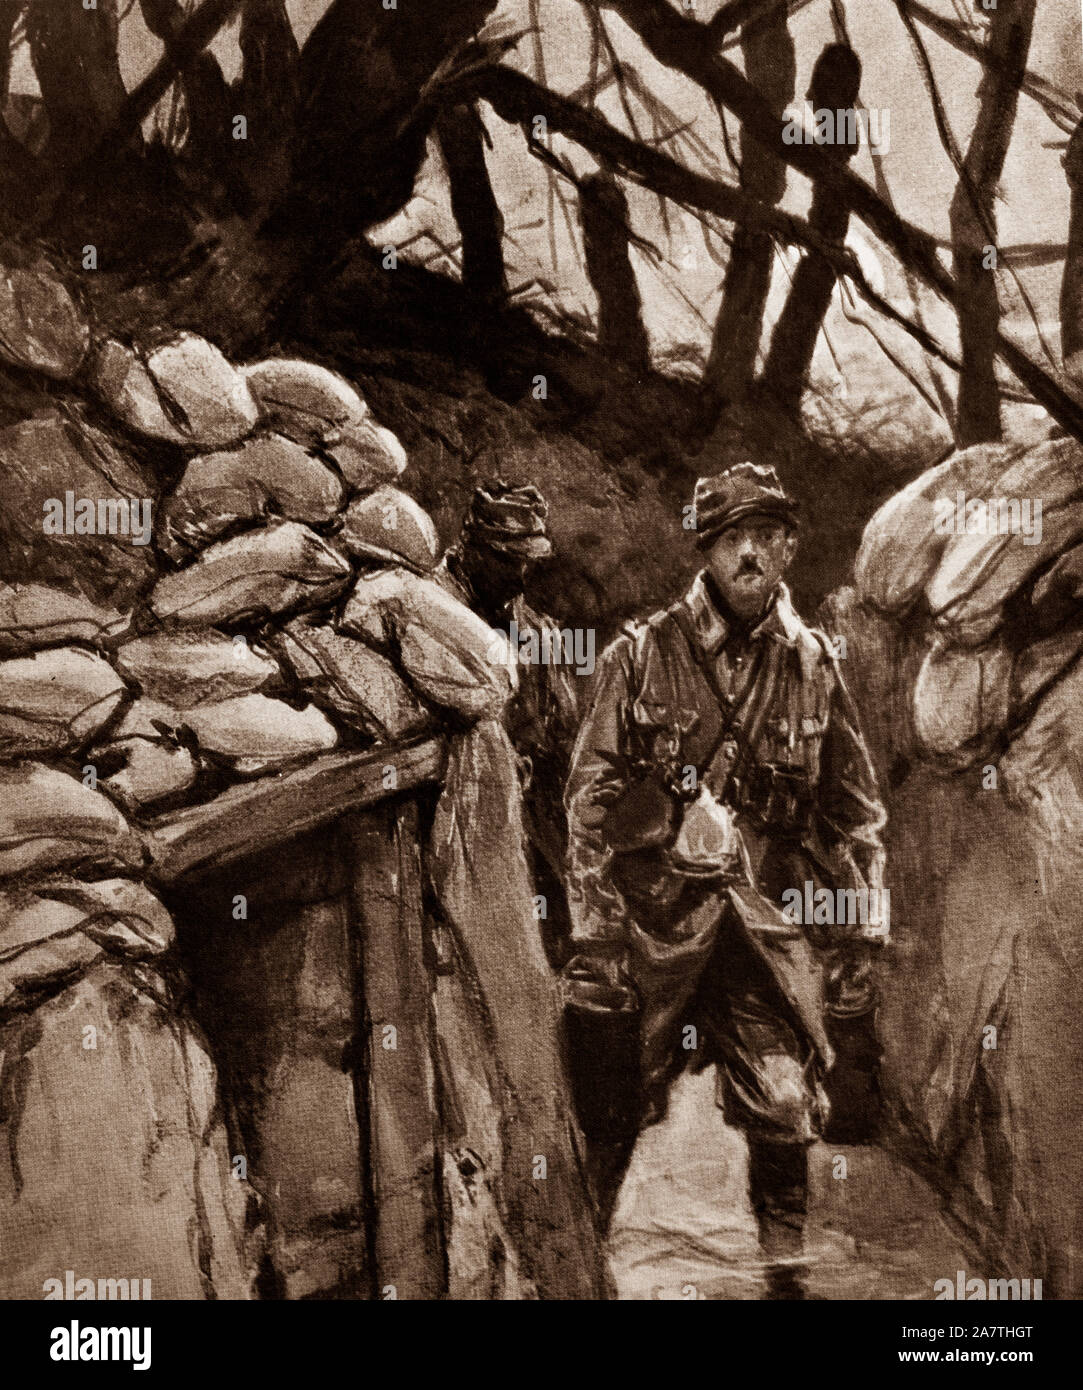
xmin=347 ymin=802 xmax=446 ymax=1300
xmin=144 ymin=737 xmax=446 ymax=885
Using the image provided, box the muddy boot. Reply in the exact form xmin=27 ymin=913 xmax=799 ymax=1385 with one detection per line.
xmin=748 ymin=1137 xmax=809 ymax=1300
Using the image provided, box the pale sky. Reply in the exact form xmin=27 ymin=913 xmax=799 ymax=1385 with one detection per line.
xmin=11 ymin=0 xmax=1080 ymax=437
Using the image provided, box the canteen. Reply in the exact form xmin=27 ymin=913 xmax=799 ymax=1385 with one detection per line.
xmin=669 ymin=785 xmax=742 ymax=877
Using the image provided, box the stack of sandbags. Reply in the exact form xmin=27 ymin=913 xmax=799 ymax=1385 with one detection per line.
xmin=0 ymin=333 xmax=428 ymax=811
xmin=0 ymin=275 xmax=465 ymax=1302
xmin=113 ymin=355 xmax=428 ymax=781
xmin=851 ymin=433 xmax=1083 ymax=781
xmin=130 ymin=522 xmax=351 ymax=786
xmin=848 ymin=429 xmax=1083 ymax=1296
xmin=926 ymin=436 xmax=1083 ymax=646
xmin=0 ymin=765 xmax=259 ymax=1300
xmin=150 ymin=355 xmax=406 ymax=566
xmin=267 ymin=504 xmax=513 ymax=740
xmin=256 ymin=479 xmax=514 ymax=738
xmin=96 ymin=629 xmax=285 ymax=810
xmin=854 ymin=440 xmax=1024 ymax=619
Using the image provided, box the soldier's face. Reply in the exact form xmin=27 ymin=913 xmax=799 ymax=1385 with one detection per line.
xmin=705 ymin=517 xmax=796 ymax=620
xmin=464 ymin=544 xmax=532 ymax=613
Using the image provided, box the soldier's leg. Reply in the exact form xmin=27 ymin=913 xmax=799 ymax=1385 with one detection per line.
xmin=698 ymin=919 xmax=825 ymax=1296
xmin=727 ymin=1012 xmax=821 ymax=1299
xmin=562 ymin=1002 xmax=643 ymax=1231
xmin=747 ymin=1134 xmax=810 ymax=1301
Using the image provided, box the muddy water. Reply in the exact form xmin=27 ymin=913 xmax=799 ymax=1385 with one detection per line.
xmin=608 ymin=1069 xmax=979 ymax=1301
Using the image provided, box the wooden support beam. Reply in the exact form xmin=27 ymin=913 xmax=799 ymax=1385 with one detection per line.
xmin=347 ymin=801 xmax=446 ymax=1299
xmin=145 ymin=737 xmax=447 ymax=885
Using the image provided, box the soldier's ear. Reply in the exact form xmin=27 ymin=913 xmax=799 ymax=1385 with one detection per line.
xmin=783 ymin=531 xmax=798 ymax=567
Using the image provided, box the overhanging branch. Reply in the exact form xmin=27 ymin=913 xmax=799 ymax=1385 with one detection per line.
xmin=897 ymin=0 xmax=1076 ymax=134
xmin=451 ymin=66 xmax=970 ymax=390
xmin=583 ymin=0 xmax=1083 ymax=437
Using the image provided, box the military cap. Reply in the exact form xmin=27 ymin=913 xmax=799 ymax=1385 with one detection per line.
xmin=462 ymin=480 xmax=553 ymax=559
xmin=692 ymin=463 xmax=799 ymax=547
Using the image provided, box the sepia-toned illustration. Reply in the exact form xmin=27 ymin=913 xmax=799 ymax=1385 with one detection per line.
xmin=0 ymin=0 xmax=1080 ymax=1308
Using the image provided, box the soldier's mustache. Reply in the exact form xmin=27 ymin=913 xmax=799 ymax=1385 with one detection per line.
xmin=736 ymin=558 xmax=765 ymax=577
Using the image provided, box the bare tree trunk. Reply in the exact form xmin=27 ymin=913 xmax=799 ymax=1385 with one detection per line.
xmin=1061 ymin=117 xmax=1083 ymax=384
xmin=0 ymin=0 xmax=21 ymax=100
xmin=704 ymin=5 xmax=794 ymax=405
xmin=235 ymin=0 xmax=300 ymax=204
xmin=950 ymin=0 xmax=1036 ymax=447
xmin=589 ymin=0 xmax=1083 ymax=438
xmin=436 ymin=103 xmax=506 ymax=310
xmin=289 ymin=0 xmax=503 ymax=242
xmin=26 ymin=0 xmax=127 ymax=166
xmin=579 ymin=172 xmax=649 ymax=373
xmin=0 ymin=1 xmax=38 ymax=210
xmin=140 ymin=0 xmax=234 ymax=166
xmin=760 ymin=44 xmax=861 ymax=414
xmin=238 ymin=0 xmax=300 ymax=124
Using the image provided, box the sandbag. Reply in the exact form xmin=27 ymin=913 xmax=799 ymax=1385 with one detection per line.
xmin=114 ymin=691 xmax=336 ymax=773
xmin=159 ymin=433 xmax=344 ymax=560
xmin=0 ymin=647 xmax=127 ymax=755
xmin=0 ymin=259 xmax=89 ymax=379
xmin=928 ymin=436 xmax=1083 ymax=646
xmin=328 ymin=414 xmax=407 ymax=490
xmin=338 ymin=486 xmax=440 ymax=572
xmin=816 ymin=585 xmax=910 ymax=786
xmin=854 ymin=441 xmax=1022 ymax=616
xmin=1030 ymin=539 xmax=1083 ymax=632
xmin=0 ymin=410 xmax=156 ymax=605
xmin=0 ymin=879 xmax=174 ymax=1012
xmin=0 ymin=583 xmax=129 ymax=655
xmin=241 ymin=357 xmax=368 ymax=448
xmin=1012 ymin=623 xmax=1083 ymax=718
xmin=114 ymin=629 xmax=280 ymax=707
xmin=1000 ymin=657 xmax=1083 ymax=820
xmin=92 ymin=333 xmax=258 ymax=448
xmin=103 ymin=738 xmax=199 ymax=814
xmin=183 ymin=693 xmax=337 ymax=773
xmin=0 ymin=880 xmax=257 ymax=1298
xmin=340 ymin=567 xmax=515 ymax=722
xmin=150 ymin=520 xmax=351 ymax=627
xmin=911 ymin=637 xmax=1011 ymax=769
xmin=0 ymin=763 xmax=144 ymax=880
xmin=112 ymin=696 xmax=185 ymax=741
xmin=274 ymin=618 xmax=430 ymax=741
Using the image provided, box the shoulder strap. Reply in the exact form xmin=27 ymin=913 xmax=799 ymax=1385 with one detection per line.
xmin=668 ymin=604 xmax=791 ymax=789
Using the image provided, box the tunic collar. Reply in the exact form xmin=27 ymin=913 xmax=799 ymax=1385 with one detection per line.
xmin=682 ymin=570 xmax=801 ymax=657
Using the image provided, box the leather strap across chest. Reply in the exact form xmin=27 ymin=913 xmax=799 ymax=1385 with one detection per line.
xmin=666 ymin=604 xmax=788 ymax=798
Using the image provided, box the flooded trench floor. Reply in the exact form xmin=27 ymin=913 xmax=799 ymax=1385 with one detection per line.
xmin=608 ymin=1069 xmax=978 ymax=1300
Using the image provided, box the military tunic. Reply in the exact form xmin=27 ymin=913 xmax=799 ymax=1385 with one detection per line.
xmin=565 ymin=574 xmax=887 ymax=1140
